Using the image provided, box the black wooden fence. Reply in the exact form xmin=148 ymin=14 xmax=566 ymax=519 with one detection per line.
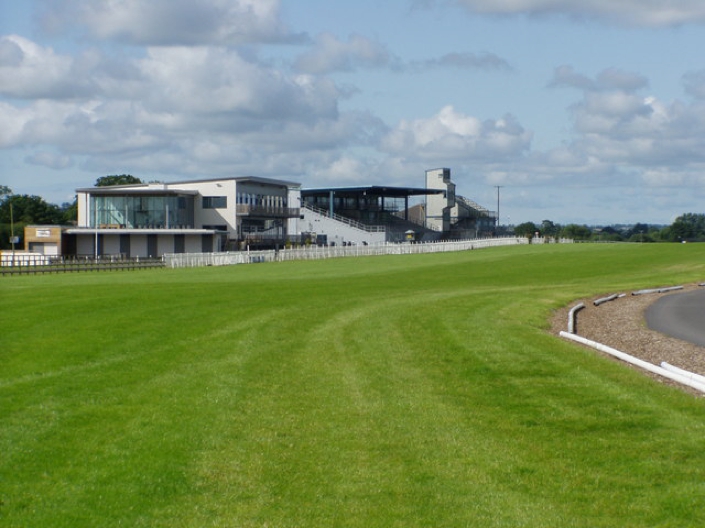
xmin=0 ymin=257 xmax=165 ymax=276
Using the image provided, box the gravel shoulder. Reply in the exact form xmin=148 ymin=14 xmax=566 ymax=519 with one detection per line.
xmin=551 ymin=283 xmax=705 ymax=396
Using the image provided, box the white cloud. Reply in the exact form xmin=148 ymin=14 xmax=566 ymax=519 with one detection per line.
xmin=381 ymin=105 xmax=532 ymax=161
xmin=294 ymin=33 xmax=393 ymax=74
xmin=0 ymin=102 xmax=28 ymax=147
xmin=449 ymin=0 xmax=705 ymax=27
xmin=0 ymin=35 xmax=96 ymax=99
xmin=39 ymin=0 xmax=297 ymax=45
xmin=558 ymin=69 xmax=705 ymax=167
xmin=549 ymin=65 xmax=594 ymax=90
xmin=512 ymin=66 xmax=705 ymax=208
xmin=432 ymin=65 xmax=705 ymax=209
xmin=576 ymin=91 xmax=650 ymax=125
xmin=307 ymin=156 xmax=374 ymax=185
xmin=595 ymin=68 xmax=649 ymax=91
xmin=550 ymin=65 xmax=648 ymax=92
xmin=683 ymin=70 xmax=705 ymax=100
xmin=128 ymin=46 xmax=351 ymax=143
xmin=0 ymin=33 xmax=390 ymax=182
xmin=0 ymin=37 xmax=24 ymax=66
xmin=294 ymin=35 xmax=510 ymax=76
xmin=24 ymin=150 xmax=73 ymax=169
xmin=411 ymin=52 xmax=512 ymax=72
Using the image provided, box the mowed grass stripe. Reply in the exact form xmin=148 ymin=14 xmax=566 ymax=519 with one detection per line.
xmin=1 ymin=243 xmax=705 ymax=527
xmin=189 ymin=293 xmax=564 ymax=526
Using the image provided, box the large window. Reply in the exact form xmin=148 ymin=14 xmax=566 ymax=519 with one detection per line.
xmin=91 ymin=194 xmax=194 ymax=228
xmin=236 ymin=192 xmax=287 ymax=209
xmin=202 ymin=196 xmax=227 ymax=209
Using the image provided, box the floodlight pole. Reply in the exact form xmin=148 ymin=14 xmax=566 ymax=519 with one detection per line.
xmin=94 ymin=199 xmax=98 ymax=260
xmin=10 ymin=196 xmax=14 ymax=252
xmin=10 ymin=195 xmax=15 ymax=266
xmin=494 ymin=186 xmax=503 ymax=232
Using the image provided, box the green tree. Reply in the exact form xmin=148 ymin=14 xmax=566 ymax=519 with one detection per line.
xmin=61 ymin=199 xmax=78 ymax=224
xmin=662 ymin=213 xmax=705 ymax=242
xmin=514 ymin=221 xmax=538 ymax=238
xmin=0 ymin=195 xmax=63 ymax=225
xmin=561 ymin=223 xmax=592 ymax=241
xmin=627 ymin=232 xmax=653 ymax=243
xmin=593 ymin=226 xmax=623 ymax=242
xmin=649 ymin=226 xmax=668 ymax=242
xmin=0 ymin=187 xmax=14 ymax=249
xmin=622 ymin=223 xmax=648 ymax=239
xmin=95 ymin=174 xmax=143 ymax=187
xmin=0 ymin=194 xmax=64 ymax=249
xmin=540 ymin=219 xmax=560 ymax=237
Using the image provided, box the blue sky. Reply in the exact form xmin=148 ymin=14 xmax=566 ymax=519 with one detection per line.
xmin=3 ymin=0 xmax=705 ymax=225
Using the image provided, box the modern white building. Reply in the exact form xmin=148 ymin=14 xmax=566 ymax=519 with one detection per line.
xmin=13 ymin=168 xmax=497 ymax=261
xmin=68 ymin=177 xmax=301 ymax=258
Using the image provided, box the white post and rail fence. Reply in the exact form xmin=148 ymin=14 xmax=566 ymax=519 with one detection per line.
xmin=162 ymin=236 xmax=571 ymax=268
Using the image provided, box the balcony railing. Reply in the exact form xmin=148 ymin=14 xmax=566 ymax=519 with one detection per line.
xmin=236 ymin=205 xmax=300 ymax=218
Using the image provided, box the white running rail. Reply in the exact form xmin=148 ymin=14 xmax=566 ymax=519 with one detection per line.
xmin=164 ymin=237 xmax=530 ymax=268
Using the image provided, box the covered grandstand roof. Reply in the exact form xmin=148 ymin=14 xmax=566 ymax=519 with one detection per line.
xmin=301 ymin=185 xmax=444 ymax=198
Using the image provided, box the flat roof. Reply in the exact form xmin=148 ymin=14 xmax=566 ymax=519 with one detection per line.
xmin=75 ymin=187 xmax=199 ymax=195
xmin=301 ymin=185 xmax=444 ymax=198
xmin=76 ymin=176 xmax=301 ymax=194
xmin=231 ymin=176 xmax=301 ymax=188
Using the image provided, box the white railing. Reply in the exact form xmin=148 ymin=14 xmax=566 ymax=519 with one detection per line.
xmin=456 ymin=195 xmax=495 ymax=218
xmin=164 ymin=237 xmax=536 ymax=268
xmin=302 ymin=204 xmax=386 ymax=233
xmin=0 ymin=252 xmax=51 ymax=267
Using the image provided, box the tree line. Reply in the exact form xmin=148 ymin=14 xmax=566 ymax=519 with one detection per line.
xmin=0 ymin=176 xmax=141 ymax=250
xmin=2 ymin=177 xmax=705 ymax=248
xmin=513 ymin=215 xmax=705 ymax=243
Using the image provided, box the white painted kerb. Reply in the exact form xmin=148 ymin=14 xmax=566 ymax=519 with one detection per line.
xmin=559 ymin=331 xmax=705 ymax=394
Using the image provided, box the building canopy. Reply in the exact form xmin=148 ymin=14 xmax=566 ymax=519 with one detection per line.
xmin=301 ymin=185 xmax=443 ymax=199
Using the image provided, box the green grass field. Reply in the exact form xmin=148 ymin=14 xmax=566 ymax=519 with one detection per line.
xmin=2 ymin=243 xmax=705 ymax=527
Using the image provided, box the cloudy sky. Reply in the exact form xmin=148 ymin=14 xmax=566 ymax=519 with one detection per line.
xmin=2 ymin=0 xmax=705 ymax=225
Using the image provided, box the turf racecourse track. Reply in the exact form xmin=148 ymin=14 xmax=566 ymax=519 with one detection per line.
xmin=1 ymin=243 xmax=705 ymax=527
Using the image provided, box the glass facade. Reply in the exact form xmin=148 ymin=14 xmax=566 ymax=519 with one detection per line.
xmin=91 ymin=195 xmax=194 ymax=228
xmin=236 ymin=192 xmax=287 ymax=208
xmin=202 ymin=196 xmax=227 ymax=209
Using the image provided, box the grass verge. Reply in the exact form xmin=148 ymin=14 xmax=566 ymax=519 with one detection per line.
xmin=1 ymin=243 xmax=704 ymax=527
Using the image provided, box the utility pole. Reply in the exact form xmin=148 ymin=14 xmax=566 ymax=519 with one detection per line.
xmin=10 ymin=197 xmax=14 ymax=252
xmin=494 ymin=185 xmax=503 ymax=231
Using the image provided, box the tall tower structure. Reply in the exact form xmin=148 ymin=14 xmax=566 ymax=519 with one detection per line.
xmin=425 ymin=168 xmax=455 ymax=233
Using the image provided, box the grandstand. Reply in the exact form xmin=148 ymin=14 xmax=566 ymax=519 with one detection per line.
xmin=300 ymin=168 xmax=496 ymax=244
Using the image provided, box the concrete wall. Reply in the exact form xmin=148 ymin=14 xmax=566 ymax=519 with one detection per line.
xmin=156 ymin=235 xmax=172 ymax=256
xmin=103 ymin=235 xmax=121 ymax=255
xmin=129 ymin=235 xmax=147 ymax=257
xmin=425 ymin=168 xmax=455 ymax=232
xmin=173 ymin=180 xmax=237 ymax=232
xmin=299 ymin=207 xmax=386 ymax=246
xmin=76 ymin=234 xmax=95 ymax=256
xmin=185 ymin=236 xmax=202 ymax=254
xmin=77 ymin=192 xmax=90 ymax=228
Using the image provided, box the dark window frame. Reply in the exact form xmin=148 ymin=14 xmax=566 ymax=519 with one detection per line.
xmin=202 ymin=196 xmax=227 ymax=209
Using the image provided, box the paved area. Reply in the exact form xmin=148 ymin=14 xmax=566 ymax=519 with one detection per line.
xmin=645 ymin=288 xmax=705 ymax=347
